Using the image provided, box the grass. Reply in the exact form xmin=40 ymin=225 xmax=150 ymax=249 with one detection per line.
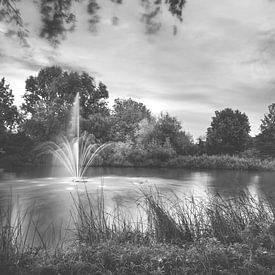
xmin=166 ymin=154 xmax=275 ymax=170
xmin=0 ymin=194 xmax=33 ymax=274
xmin=103 ymin=151 xmax=275 ymax=171
xmin=0 ymin=192 xmax=69 ymax=274
xmin=1 ymin=186 xmax=275 ymax=274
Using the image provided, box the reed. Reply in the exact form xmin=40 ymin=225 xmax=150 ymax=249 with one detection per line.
xmin=167 ymin=154 xmax=275 ymax=170
xmin=1 ymin=186 xmax=275 ymax=274
xmin=0 ymin=191 xmax=68 ymax=274
xmin=70 ymin=184 xmax=149 ymax=245
xmin=70 ymin=185 xmax=275 ymax=247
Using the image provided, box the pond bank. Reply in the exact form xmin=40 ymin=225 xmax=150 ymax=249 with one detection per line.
xmin=1 ymin=189 xmax=275 ymax=274
xmin=3 ymin=240 xmax=275 ymax=275
xmin=2 ymin=154 xmax=274 ymax=172
xmin=100 ymin=154 xmax=275 ymax=171
xmin=2 ymin=155 xmax=275 ymax=171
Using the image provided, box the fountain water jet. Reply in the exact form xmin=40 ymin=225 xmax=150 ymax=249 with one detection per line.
xmin=39 ymin=93 xmax=111 ymax=181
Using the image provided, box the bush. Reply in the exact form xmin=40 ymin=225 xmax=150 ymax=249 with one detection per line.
xmin=167 ymin=154 xmax=275 ymax=170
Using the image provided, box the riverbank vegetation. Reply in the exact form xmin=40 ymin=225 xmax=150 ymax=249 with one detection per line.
xmin=1 ymin=188 xmax=275 ymax=274
xmin=1 ymin=66 xmax=275 ymax=170
xmin=99 ymin=146 xmax=275 ymax=170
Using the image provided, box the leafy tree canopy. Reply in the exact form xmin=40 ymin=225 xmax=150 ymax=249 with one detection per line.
xmin=260 ymin=103 xmax=275 ymax=133
xmin=21 ymin=66 xmax=109 ymax=142
xmin=81 ymin=113 xmax=111 ymax=143
xmin=134 ymin=118 xmax=156 ymax=144
xmin=154 ymin=112 xmax=193 ymax=154
xmin=0 ymin=77 xmax=19 ymax=133
xmin=255 ymin=103 xmax=275 ymax=157
xmin=110 ymin=98 xmax=152 ymax=142
xmin=206 ymin=108 xmax=251 ymax=155
xmin=154 ymin=112 xmax=181 ymax=143
xmin=22 ymin=66 xmax=109 ymax=118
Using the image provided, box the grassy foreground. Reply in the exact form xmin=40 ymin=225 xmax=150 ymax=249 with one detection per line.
xmin=1 ymin=187 xmax=275 ymax=274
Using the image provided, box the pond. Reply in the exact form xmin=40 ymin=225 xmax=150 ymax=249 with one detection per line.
xmin=0 ymin=167 xmax=275 ymax=248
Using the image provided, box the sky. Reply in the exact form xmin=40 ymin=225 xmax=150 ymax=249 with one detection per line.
xmin=0 ymin=0 xmax=275 ymax=139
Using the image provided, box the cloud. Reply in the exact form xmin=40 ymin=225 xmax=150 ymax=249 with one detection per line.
xmin=0 ymin=54 xmax=42 ymax=71
xmin=1 ymin=0 xmax=275 ymax=137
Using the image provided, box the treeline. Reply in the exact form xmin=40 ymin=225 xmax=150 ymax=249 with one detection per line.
xmin=0 ymin=66 xmax=275 ymax=168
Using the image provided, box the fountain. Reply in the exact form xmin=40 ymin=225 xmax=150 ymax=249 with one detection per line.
xmin=39 ymin=93 xmax=110 ymax=181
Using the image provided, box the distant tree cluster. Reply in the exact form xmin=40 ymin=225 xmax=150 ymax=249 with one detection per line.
xmin=0 ymin=66 xmax=274 ymax=167
xmin=206 ymin=108 xmax=251 ymax=155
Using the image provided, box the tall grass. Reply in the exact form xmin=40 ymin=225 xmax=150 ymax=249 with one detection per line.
xmin=1 ymin=186 xmax=275 ymax=274
xmin=0 ymin=192 xmax=68 ymax=273
xmin=0 ymin=195 xmax=33 ymax=273
xmin=61 ymin=187 xmax=275 ymax=274
xmin=0 ymin=195 xmax=32 ymax=264
xmin=70 ymin=184 xmax=149 ymax=245
xmin=147 ymin=190 xmax=275 ymax=245
xmin=167 ymin=154 xmax=275 ymax=170
xmin=71 ymin=185 xmax=275 ymax=248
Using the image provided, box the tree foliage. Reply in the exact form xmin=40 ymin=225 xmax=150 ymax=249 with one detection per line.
xmin=206 ymin=108 xmax=251 ymax=155
xmin=0 ymin=78 xmax=31 ymax=167
xmin=81 ymin=113 xmax=111 ymax=143
xmin=153 ymin=113 xmax=194 ymax=154
xmin=255 ymin=103 xmax=275 ymax=157
xmin=0 ymin=131 xmax=33 ymax=168
xmin=22 ymin=66 xmax=109 ymax=117
xmin=0 ymin=77 xmax=19 ymax=133
xmin=5 ymin=66 xmax=275 ymax=167
xmin=134 ymin=118 xmax=156 ymax=144
xmin=260 ymin=103 xmax=275 ymax=133
xmin=0 ymin=0 xmax=186 ymax=45
xmin=133 ymin=113 xmax=194 ymax=156
xmin=110 ymin=98 xmax=152 ymax=142
xmin=21 ymin=66 xmax=109 ymax=142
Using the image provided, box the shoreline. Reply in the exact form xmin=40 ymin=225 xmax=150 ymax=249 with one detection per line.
xmin=1 ymin=154 xmax=274 ymax=171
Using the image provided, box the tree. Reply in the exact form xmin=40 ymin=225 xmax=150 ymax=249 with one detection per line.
xmin=22 ymin=103 xmax=65 ymax=142
xmin=154 ymin=113 xmax=181 ymax=144
xmin=110 ymin=98 xmax=152 ymax=141
xmin=21 ymin=66 xmax=110 ymax=142
xmin=206 ymin=108 xmax=251 ymax=155
xmin=0 ymin=0 xmax=186 ymax=46
xmin=81 ymin=113 xmax=111 ymax=143
xmin=22 ymin=66 xmax=109 ymax=117
xmin=134 ymin=118 xmax=156 ymax=144
xmin=259 ymin=103 xmax=275 ymax=133
xmin=153 ymin=112 xmax=193 ymax=154
xmin=0 ymin=131 xmax=33 ymax=168
xmin=174 ymin=131 xmax=195 ymax=155
xmin=255 ymin=103 xmax=275 ymax=157
xmin=0 ymin=78 xmax=32 ymax=167
xmin=196 ymin=136 xmax=207 ymax=155
xmin=134 ymin=113 xmax=194 ymax=155
xmin=0 ymin=77 xmax=19 ymax=133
